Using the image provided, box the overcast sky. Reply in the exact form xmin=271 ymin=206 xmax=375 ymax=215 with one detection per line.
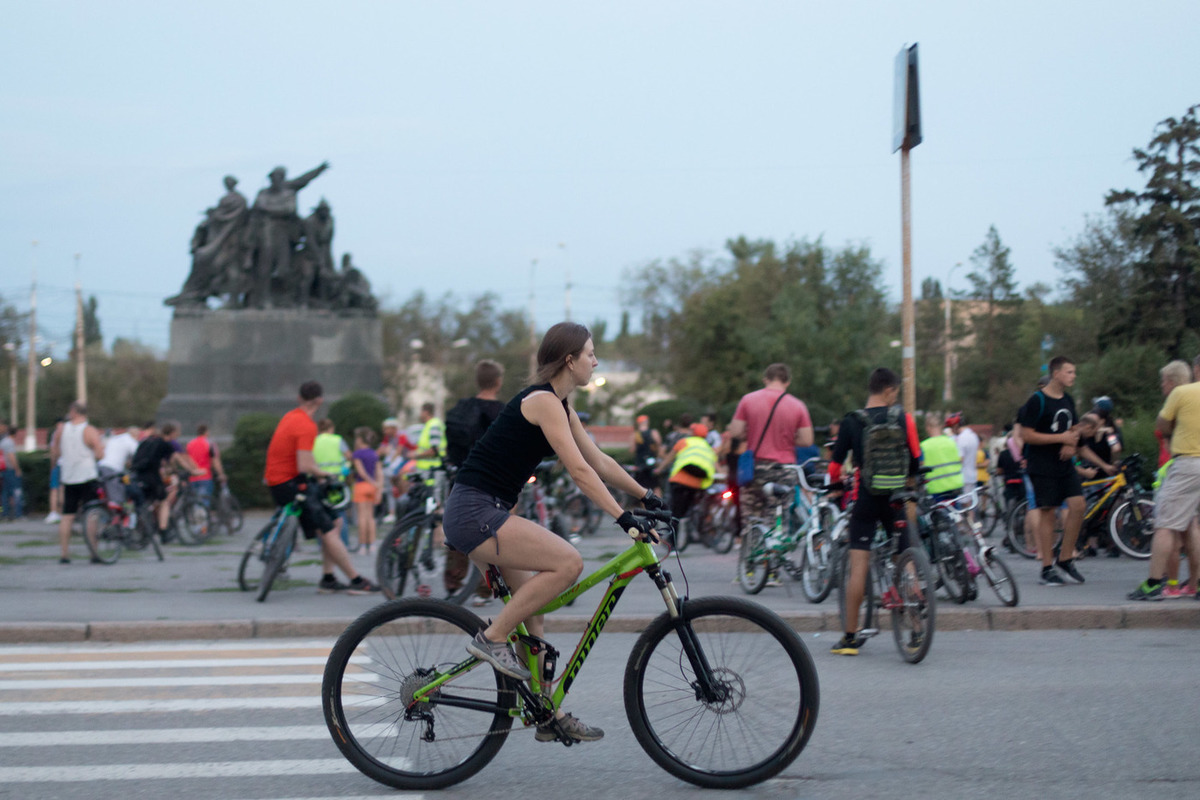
xmin=1 ymin=1 xmax=1196 ymax=355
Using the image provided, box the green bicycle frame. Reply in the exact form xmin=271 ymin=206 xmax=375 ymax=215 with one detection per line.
xmin=411 ymin=538 xmax=675 ymax=713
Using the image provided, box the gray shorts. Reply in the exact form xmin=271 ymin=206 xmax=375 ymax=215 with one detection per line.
xmin=1154 ymin=457 xmax=1200 ymax=531
xmin=443 ymin=483 xmax=512 ymax=554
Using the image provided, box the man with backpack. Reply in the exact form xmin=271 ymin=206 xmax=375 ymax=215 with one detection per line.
xmin=827 ymin=368 xmax=922 ymax=656
xmin=443 ymin=360 xmax=506 ymax=602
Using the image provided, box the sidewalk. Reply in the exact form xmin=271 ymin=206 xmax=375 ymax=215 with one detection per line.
xmin=1 ymin=511 xmax=1197 ymax=643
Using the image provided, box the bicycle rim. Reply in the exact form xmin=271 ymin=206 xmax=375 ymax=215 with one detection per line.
xmin=836 ymin=546 xmax=874 ymax=634
xmin=184 ymin=501 xmax=214 ymax=545
xmin=982 ymin=549 xmax=1019 ymax=607
xmin=799 ymin=530 xmax=834 ymax=603
xmin=322 ymin=599 xmax=514 ymax=790
xmin=737 ymin=525 xmax=770 ymax=594
xmin=710 ymin=506 xmax=736 ymax=553
xmin=256 ymin=518 xmax=295 ymax=602
xmin=1006 ymin=500 xmax=1038 ymax=559
xmin=891 ymin=547 xmax=935 ymax=664
xmin=377 ymin=513 xmax=427 ymax=600
xmin=82 ymin=506 xmax=121 ymax=564
xmin=624 ymin=596 xmax=819 ymax=789
xmin=1109 ymin=497 xmax=1154 ymax=559
xmin=237 ymin=536 xmax=264 ymax=592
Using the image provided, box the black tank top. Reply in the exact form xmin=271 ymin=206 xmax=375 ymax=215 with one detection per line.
xmin=454 ymin=383 xmax=568 ymax=508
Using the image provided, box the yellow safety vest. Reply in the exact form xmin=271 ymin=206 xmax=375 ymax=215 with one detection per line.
xmin=415 ymin=417 xmax=445 ymax=473
xmin=670 ymin=436 xmax=718 ymax=489
xmin=313 ymin=432 xmax=348 ymax=477
xmin=921 ymin=434 xmax=964 ymax=495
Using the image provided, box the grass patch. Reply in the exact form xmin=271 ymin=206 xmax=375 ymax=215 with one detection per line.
xmin=291 ymin=558 xmax=323 ymax=568
xmin=91 ymin=587 xmax=155 ymax=594
xmin=194 ymin=586 xmax=244 ymax=593
xmin=15 ymin=539 xmax=51 ymax=548
xmin=0 ymin=556 xmax=21 ymax=565
xmin=595 ymin=551 xmax=619 ymax=560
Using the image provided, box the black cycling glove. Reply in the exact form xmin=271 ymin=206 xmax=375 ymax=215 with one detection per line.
xmin=641 ymin=490 xmax=666 ymax=512
xmin=616 ymin=510 xmax=659 ymax=543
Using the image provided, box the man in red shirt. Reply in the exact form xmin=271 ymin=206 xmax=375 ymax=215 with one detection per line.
xmin=727 ymin=363 xmax=814 ymax=534
xmin=186 ymin=423 xmax=226 ymax=505
xmin=265 ymin=381 xmax=378 ymax=595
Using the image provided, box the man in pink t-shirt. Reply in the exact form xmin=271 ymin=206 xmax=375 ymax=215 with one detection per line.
xmin=728 ymin=363 xmax=814 ymax=529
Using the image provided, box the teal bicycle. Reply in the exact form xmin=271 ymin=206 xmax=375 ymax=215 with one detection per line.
xmin=323 ymin=509 xmax=820 ymax=789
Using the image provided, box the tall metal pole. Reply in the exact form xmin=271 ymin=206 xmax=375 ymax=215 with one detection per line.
xmin=74 ymin=268 xmax=87 ymax=404
xmin=4 ymin=344 xmax=15 ymax=428
xmin=24 ymin=241 xmax=37 ymax=451
xmin=942 ymin=261 xmax=962 ymax=404
xmin=528 ymin=258 xmax=538 ymax=378
xmin=559 ymin=242 xmax=571 ymax=322
xmin=900 ymin=148 xmax=915 ymax=412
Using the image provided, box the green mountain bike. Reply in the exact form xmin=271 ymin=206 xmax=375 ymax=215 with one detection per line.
xmin=323 ymin=509 xmax=820 ymax=790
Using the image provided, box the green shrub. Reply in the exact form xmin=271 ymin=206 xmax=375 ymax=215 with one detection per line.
xmin=223 ymin=412 xmax=281 ymax=509
xmin=326 ymin=392 xmax=390 ymax=445
xmin=1119 ymin=411 xmax=1160 ymax=489
xmin=15 ymin=451 xmax=50 ymax=513
xmin=637 ymin=399 xmax=705 ymax=436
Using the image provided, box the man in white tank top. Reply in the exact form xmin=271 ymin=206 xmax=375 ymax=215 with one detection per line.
xmin=49 ymin=401 xmax=105 ymax=563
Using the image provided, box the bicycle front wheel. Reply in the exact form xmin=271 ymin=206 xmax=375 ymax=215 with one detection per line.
xmin=836 ymin=544 xmax=875 ymax=634
xmin=256 ymin=517 xmax=296 ymax=602
xmin=182 ymin=500 xmax=214 ymax=545
xmin=376 ymin=512 xmax=425 ymax=600
xmin=237 ymin=534 xmax=265 ymax=592
xmin=709 ymin=504 xmax=736 ymax=553
xmin=624 ymin=596 xmax=819 ymax=789
xmin=1109 ymin=495 xmax=1154 ymax=559
xmin=222 ymin=491 xmax=244 ymax=533
xmin=981 ymin=547 xmax=1019 ymax=607
xmin=799 ymin=528 xmax=835 ymax=603
xmin=737 ymin=525 xmax=770 ymax=594
xmin=322 ymin=599 xmax=515 ymax=790
xmin=82 ymin=505 xmax=122 ymax=565
xmin=891 ymin=546 xmax=936 ymax=664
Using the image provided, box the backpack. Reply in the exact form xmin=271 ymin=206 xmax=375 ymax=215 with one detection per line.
xmin=854 ymin=405 xmax=910 ymax=495
xmin=444 ymin=397 xmax=489 ymax=467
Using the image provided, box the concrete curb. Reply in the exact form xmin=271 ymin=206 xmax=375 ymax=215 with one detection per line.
xmin=2 ymin=603 xmax=1198 ymax=644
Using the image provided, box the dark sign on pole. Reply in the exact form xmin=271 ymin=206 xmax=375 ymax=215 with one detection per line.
xmin=892 ymin=43 xmax=922 ymax=152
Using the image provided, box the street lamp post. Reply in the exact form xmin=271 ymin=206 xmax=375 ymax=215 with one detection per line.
xmin=24 ymin=241 xmax=37 ymax=452
xmin=943 ymin=262 xmax=963 ymax=404
xmin=3 ymin=342 xmax=15 ymax=428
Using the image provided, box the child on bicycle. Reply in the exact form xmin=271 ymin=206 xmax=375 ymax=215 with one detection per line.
xmin=442 ymin=322 xmax=659 ymax=743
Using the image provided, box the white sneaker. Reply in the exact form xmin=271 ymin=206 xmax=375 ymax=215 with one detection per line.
xmin=44 ymin=512 xmax=61 ymax=524
xmin=382 ymin=514 xmax=396 ymax=524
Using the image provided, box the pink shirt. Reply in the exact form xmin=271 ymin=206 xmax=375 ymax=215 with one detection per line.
xmin=733 ymin=388 xmax=812 ymax=463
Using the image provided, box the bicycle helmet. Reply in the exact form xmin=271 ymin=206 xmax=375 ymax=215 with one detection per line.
xmin=944 ymin=412 xmax=963 ymax=428
xmin=320 ymin=480 xmax=351 ymax=512
xmin=1092 ymin=396 xmax=1114 ymax=414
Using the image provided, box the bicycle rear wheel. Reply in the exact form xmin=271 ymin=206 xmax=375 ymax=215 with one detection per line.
xmin=929 ymin=510 xmax=969 ymax=603
xmin=624 ymin=596 xmax=819 ymax=789
xmin=256 ymin=517 xmax=296 ymax=602
xmin=836 ymin=544 xmax=875 ymax=634
xmin=799 ymin=528 xmax=835 ymax=603
xmin=1109 ymin=495 xmax=1154 ymax=559
xmin=890 ymin=546 xmax=935 ymax=664
xmin=737 ymin=524 xmax=770 ymax=594
xmin=221 ymin=490 xmax=244 ymax=533
xmin=322 ymin=599 xmax=515 ymax=790
xmin=181 ymin=500 xmax=214 ymax=545
xmin=1005 ymin=500 xmax=1038 ymax=559
xmin=376 ymin=512 xmax=425 ymax=600
xmin=82 ymin=505 xmax=122 ymax=565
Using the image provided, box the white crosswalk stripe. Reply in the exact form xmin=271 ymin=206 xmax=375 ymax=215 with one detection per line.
xmin=0 ymin=638 xmax=410 ymax=799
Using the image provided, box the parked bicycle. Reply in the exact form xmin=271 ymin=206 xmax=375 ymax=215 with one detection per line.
xmin=322 ymin=509 xmax=820 ymax=790
xmin=209 ymin=481 xmax=244 ymax=536
xmin=1004 ymin=454 xmax=1152 ymax=560
xmin=737 ymin=462 xmax=841 ymax=595
xmin=375 ymin=466 xmax=484 ymax=603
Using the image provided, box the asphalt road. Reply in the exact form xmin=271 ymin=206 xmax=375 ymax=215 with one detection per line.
xmin=0 ymin=629 xmax=1196 ymax=800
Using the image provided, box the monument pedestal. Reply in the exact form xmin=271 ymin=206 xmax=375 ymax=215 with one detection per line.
xmin=157 ymin=308 xmax=384 ymax=442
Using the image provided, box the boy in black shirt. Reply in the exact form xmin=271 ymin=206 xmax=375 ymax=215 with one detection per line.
xmin=1016 ymin=356 xmax=1085 ymax=585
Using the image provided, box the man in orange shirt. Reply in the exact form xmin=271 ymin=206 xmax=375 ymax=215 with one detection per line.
xmin=265 ymin=381 xmax=378 ymax=594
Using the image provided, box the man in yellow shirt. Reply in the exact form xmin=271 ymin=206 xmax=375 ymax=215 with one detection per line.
xmin=1128 ymin=358 xmax=1200 ymax=600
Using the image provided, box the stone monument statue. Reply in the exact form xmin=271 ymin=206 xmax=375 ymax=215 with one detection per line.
xmin=158 ymin=163 xmax=385 ymax=441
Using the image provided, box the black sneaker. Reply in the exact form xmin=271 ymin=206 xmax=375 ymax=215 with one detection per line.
xmin=1039 ymin=568 xmax=1066 ymax=586
xmin=346 ymin=576 xmax=381 ymax=595
xmin=1127 ymin=581 xmax=1164 ymax=601
xmin=317 ymin=576 xmax=349 ymax=594
xmin=1056 ymin=559 xmax=1085 ymax=584
xmin=830 ymin=633 xmax=865 ymax=656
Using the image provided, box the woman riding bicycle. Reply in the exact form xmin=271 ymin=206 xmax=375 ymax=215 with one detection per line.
xmin=443 ymin=322 xmax=659 ymax=743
